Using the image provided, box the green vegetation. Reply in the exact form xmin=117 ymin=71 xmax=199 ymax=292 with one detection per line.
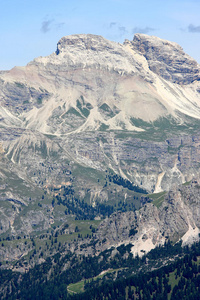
xmin=2 ymin=239 xmax=200 ymax=299
xmin=37 ymin=95 xmax=43 ymax=105
xmin=51 ymin=178 xmax=145 ymax=221
xmin=148 ymin=191 xmax=167 ymax=208
xmin=99 ymin=103 xmax=111 ymax=112
xmin=76 ymin=97 xmax=92 ymax=118
xmin=99 ymin=103 xmax=115 ymax=118
xmin=68 ymin=268 xmax=123 ymax=295
xmin=108 ymin=174 xmax=148 ymax=194
xmin=72 ymin=164 xmax=104 ymax=182
xmin=124 ymin=115 xmax=200 ymax=141
xmin=54 ymin=184 xmax=114 ymax=219
xmin=99 ymin=123 xmax=109 ymax=131
xmin=63 ymin=107 xmax=84 ymax=118
xmin=68 ymin=281 xmax=84 ymax=295
xmin=0 ymin=167 xmax=43 ymax=199
xmin=23 ymin=100 xmax=29 ymax=104
xmin=35 ymin=141 xmax=48 ymax=158
xmin=183 ymin=180 xmax=192 ymax=186
xmin=130 ymin=117 xmax=152 ymax=129
xmin=70 ymin=242 xmax=200 ymax=300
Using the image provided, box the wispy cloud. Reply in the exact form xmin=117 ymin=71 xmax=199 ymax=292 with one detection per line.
xmin=56 ymin=22 xmax=65 ymax=30
xmin=109 ymin=22 xmax=117 ymax=28
xmin=41 ymin=19 xmax=54 ymax=33
xmin=118 ymin=26 xmax=128 ymax=36
xmin=107 ymin=22 xmax=128 ymax=36
xmin=41 ymin=17 xmax=65 ymax=33
xmin=188 ymin=24 xmax=200 ymax=32
xmin=132 ymin=26 xmax=156 ymax=34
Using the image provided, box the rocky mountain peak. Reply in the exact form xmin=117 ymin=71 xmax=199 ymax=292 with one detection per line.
xmin=32 ymin=33 xmax=144 ymax=80
xmin=132 ymin=33 xmax=183 ymax=53
xmin=124 ymin=33 xmax=200 ymax=84
xmin=56 ymin=34 xmax=119 ymax=55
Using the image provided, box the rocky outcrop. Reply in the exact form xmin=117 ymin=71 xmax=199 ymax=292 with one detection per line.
xmin=125 ymin=33 xmax=200 ymax=84
xmin=95 ymin=179 xmax=200 ymax=256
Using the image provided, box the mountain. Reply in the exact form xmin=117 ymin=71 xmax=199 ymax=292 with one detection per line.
xmin=1 ymin=34 xmax=200 ymax=192
xmin=2 ymin=34 xmax=200 ymax=130
xmin=1 ymin=33 xmax=200 ymax=268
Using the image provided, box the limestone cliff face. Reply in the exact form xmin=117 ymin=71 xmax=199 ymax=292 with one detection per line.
xmin=94 ymin=179 xmax=200 ymax=256
xmin=125 ymin=33 xmax=200 ymax=84
xmin=54 ymin=34 xmax=143 ymax=75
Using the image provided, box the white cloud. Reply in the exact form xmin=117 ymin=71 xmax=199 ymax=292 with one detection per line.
xmin=41 ymin=19 xmax=54 ymax=33
xmin=188 ymin=24 xmax=200 ymax=32
xmin=132 ymin=26 xmax=156 ymax=34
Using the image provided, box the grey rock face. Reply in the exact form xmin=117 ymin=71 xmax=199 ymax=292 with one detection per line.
xmin=94 ymin=179 xmax=200 ymax=256
xmin=56 ymin=34 xmax=119 ymax=54
xmin=126 ymin=33 xmax=200 ymax=84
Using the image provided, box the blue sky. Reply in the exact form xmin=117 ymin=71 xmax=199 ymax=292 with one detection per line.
xmin=1 ymin=0 xmax=200 ymax=70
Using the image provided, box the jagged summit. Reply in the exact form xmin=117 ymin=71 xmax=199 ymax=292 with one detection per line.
xmin=125 ymin=33 xmax=200 ymax=84
xmin=4 ymin=33 xmax=200 ymax=127
xmin=35 ymin=33 xmax=143 ymax=79
xmin=0 ymin=33 xmax=200 ymax=140
xmin=55 ymin=34 xmax=117 ymax=54
xmin=37 ymin=32 xmax=200 ymax=85
xmin=1 ymin=33 xmax=200 ymax=113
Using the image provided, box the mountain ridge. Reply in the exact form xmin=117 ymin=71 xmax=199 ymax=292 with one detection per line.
xmin=2 ymin=34 xmax=200 ymax=299
xmin=1 ymin=33 xmax=200 ymax=255
xmin=1 ymin=33 xmax=200 ymax=134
